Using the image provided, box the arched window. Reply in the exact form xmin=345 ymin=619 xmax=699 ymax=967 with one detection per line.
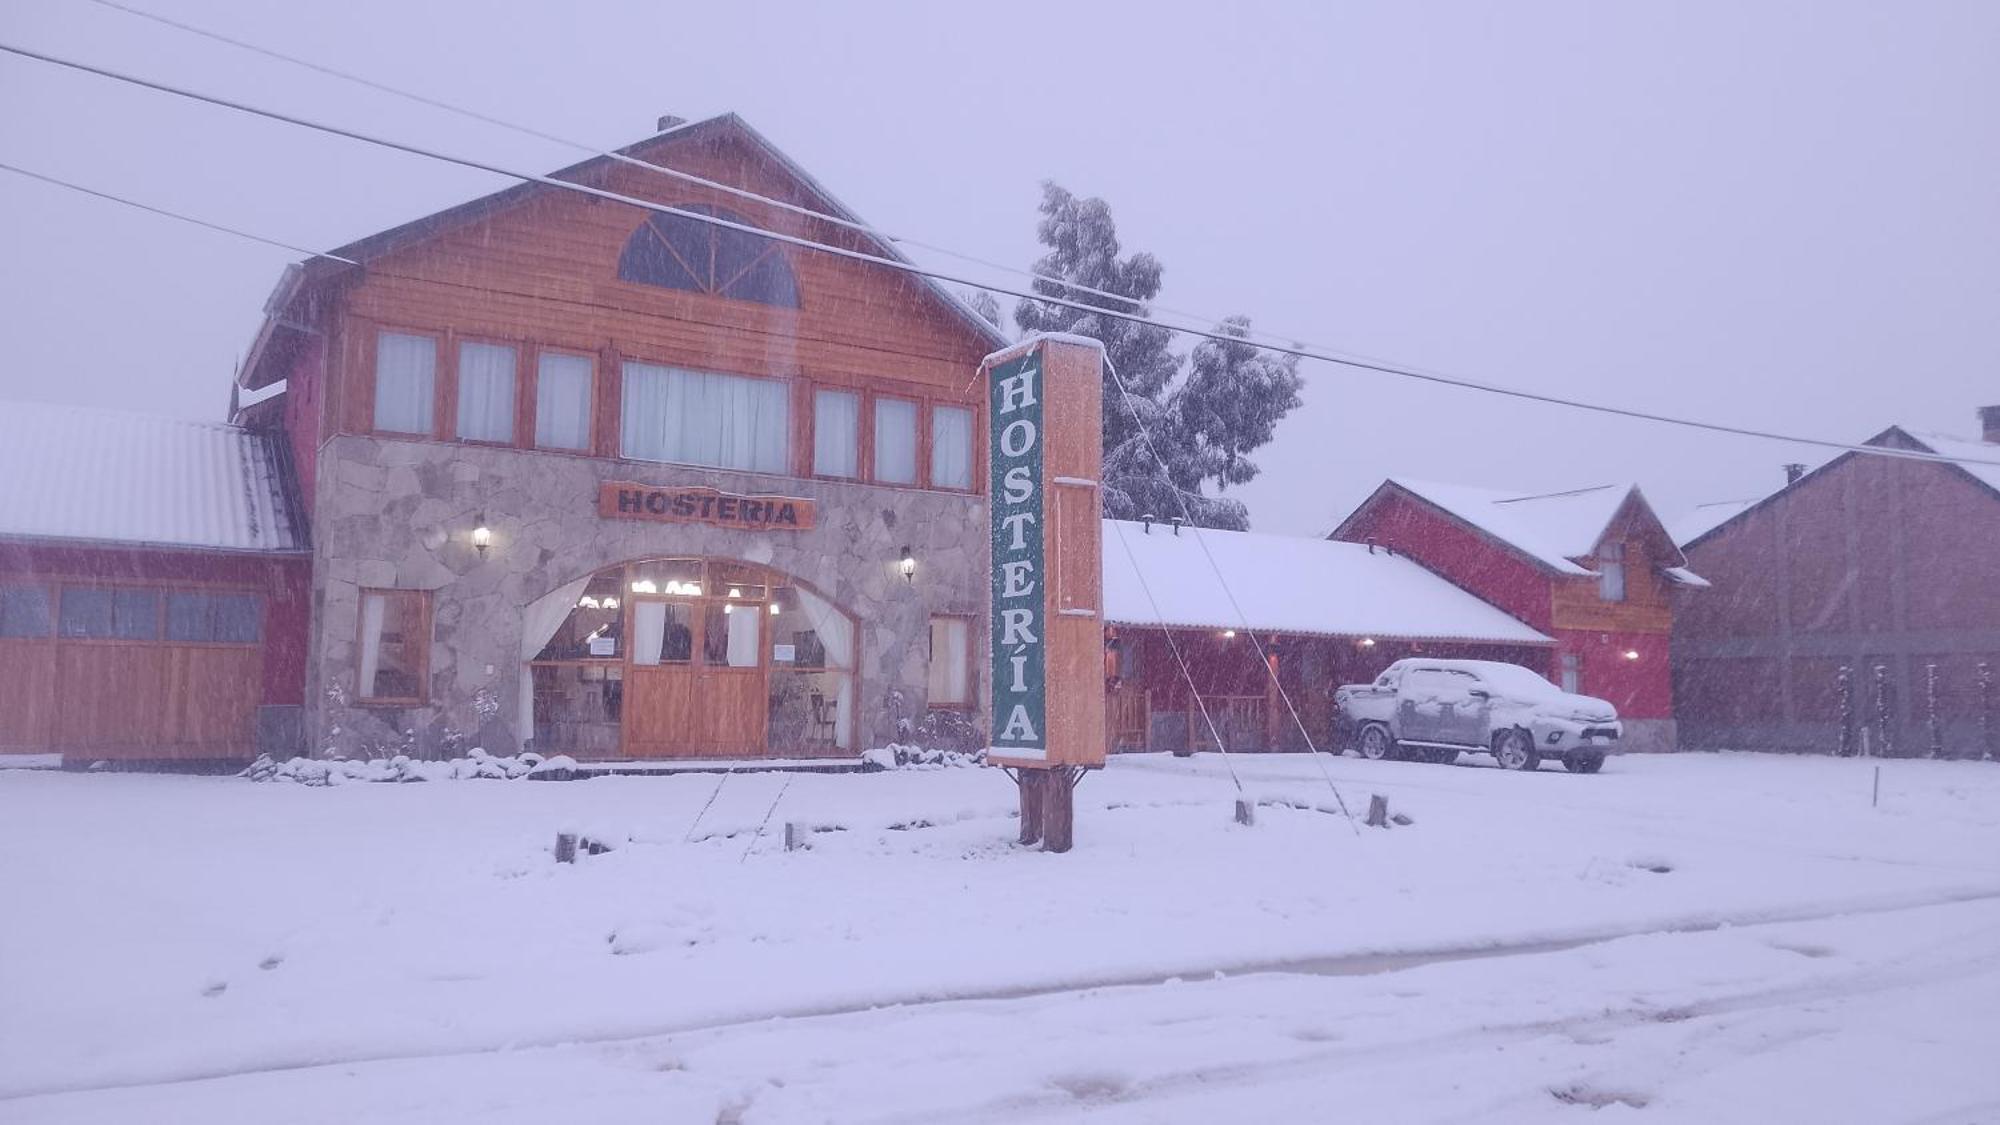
xmin=616 ymin=204 xmax=800 ymax=308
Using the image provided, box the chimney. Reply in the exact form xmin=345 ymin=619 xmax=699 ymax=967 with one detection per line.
xmin=656 ymin=114 xmax=687 ymax=133
xmin=1784 ymin=463 xmax=1806 ymax=485
xmin=1980 ymin=405 xmax=2000 ymax=444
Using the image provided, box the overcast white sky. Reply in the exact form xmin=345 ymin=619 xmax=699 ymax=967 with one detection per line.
xmin=2 ymin=0 xmax=1995 ymax=535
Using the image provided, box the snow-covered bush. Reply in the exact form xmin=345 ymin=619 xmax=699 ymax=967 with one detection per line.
xmin=241 ymin=748 xmax=545 ymax=785
xmin=862 ymin=744 xmax=985 ymax=771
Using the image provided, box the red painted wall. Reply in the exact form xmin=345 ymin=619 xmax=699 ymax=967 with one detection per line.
xmin=1333 ymin=490 xmax=1556 ymax=634
xmin=1556 ymin=628 xmax=1672 ymax=718
xmin=0 ymin=542 xmax=311 ymax=705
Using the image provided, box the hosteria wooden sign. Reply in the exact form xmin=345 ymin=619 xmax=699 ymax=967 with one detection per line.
xmin=598 ymin=482 xmax=816 ymax=531
xmin=982 ymin=334 xmax=1106 ymax=852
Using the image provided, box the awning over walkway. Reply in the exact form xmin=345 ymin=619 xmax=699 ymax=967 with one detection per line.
xmin=1102 ymin=518 xmax=1553 ymax=646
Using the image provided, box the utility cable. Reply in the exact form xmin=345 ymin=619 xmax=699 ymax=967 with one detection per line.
xmin=6 ymin=39 xmax=2000 ymax=475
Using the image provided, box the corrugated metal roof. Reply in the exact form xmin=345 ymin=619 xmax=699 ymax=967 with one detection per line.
xmin=0 ymin=400 xmax=306 ymax=553
xmin=1103 ymin=519 xmax=1553 ymax=645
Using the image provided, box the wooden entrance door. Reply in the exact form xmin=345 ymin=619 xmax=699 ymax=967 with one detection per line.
xmin=619 ymin=561 xmax=770 ymax=759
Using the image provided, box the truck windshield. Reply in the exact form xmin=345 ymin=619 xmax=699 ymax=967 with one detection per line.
xmin=1473 ymin=663 xmax=1568 ymax=700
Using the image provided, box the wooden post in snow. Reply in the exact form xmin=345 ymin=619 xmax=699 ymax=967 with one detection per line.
xmin=1366 ymin=794 xmax=1389 ymax=828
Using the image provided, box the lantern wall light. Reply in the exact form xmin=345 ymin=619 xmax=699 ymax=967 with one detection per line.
xmin=470 ymin=514 xmax=493 ymax=558
xmin=899 ymin=545 xmax=916 ymax=583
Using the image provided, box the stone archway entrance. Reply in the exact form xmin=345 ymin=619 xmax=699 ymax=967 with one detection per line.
xmin=525 ymin=557 xmax=856 ymax=760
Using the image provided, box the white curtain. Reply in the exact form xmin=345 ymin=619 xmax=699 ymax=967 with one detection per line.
xmin=794 ymin=585 xmax=855 ymax=749
xmin=357 ymin=592 xmax=386 ymax=697
xmin=874 ymin=397 xmax=917 ymax=484
xmin=931 ymin=405 xmax=973 ymax=490
xmin=621 ymin=362 xmax=788 ymax=473
xmin=725 ymin=605 xmax=760 ymax=667
xmin=456 ymin=342 xmax=516 ymax=442
xmin=928 ymin=617 xmax=969 ymax=704
xmin=535 ymin=353 xmax=593 ymax=450
xmin=632 ymin=601 xmax=668 ymax=666
xmin=374 ymin=332 xmax=435 ymax=434
xmin=813 ymin=390 xmax=859 ymax=478
xmin=518 ymin=576 xmax=592 ymax=741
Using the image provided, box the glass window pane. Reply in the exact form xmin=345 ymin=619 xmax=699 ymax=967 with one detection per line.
xmin=374 ymin=332 xmax=436 ymax=434
xmin=58 ymin=589 xmax=113 ymax=638
xmin=212 ymin=594 xmax=261 ymax=643
xmin=630 ymin=600 xmax=694 ymax=665
xmin=703 ymin=602 xmax=761 ymax=668
xmin=113 ymin=589 xmax=158 ymax=640
xmin=620 ymin=363 xmax=788 ymax=473
xmin=455 ymin=341 xmax=517 ymax=442
xmin=929 ymin=617 xmax=970 ymax=705
xmin=931 ymin=405 xmax=973 ymax=490
xmin=0 ymin=585 xmax=53 ymax=637
xmin=166 ymin=592 xmax=211 ymax=642
xmin=359 ymin=591 xmax=427 ymax=700
xmin=874 ymin=397 xmax=917 ymax=484
xmin=535 ymin=353 xmax=593 ymax=450
xmin=813 ymin=390 xmax=859 ymax=478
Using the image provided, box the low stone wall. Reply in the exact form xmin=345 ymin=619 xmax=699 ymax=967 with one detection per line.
xmin=307 ymin=435 xmax=988 ymax=758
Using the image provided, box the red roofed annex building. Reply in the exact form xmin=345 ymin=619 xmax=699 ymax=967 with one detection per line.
xmin=1672 ymin=412 xmax=2000 ymax=757
xmin=1330 ymin=479 xmax=1706 ymax=753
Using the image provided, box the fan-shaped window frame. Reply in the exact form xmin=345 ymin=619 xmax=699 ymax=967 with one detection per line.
xmin=616 ymin=204 xmax=800 ymax=309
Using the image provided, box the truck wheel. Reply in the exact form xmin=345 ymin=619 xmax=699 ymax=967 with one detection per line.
xmin=1359 ymin=724 xmax=1395 ymax=761
xmin=1562 ymin=752 xmax=1605 ymax=774
xmin=1494 ymin=729 xmax=1540 ymax=771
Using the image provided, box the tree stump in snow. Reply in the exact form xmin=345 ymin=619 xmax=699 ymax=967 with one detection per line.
xmin=1366 ymin=794 xmax=1389 ymax=829
xmin=554 ymin=832 xmax=578 ymax=864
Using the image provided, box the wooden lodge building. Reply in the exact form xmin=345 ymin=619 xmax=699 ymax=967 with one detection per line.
xmin=0 ymin=111 xmax=1710 ymax=767
xmin=1672 ymin=413 xmax=2000 ymax=756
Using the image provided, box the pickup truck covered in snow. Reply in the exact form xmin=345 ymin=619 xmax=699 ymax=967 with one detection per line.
xmin=1334 ymin=658 xmax=1621 ymax=773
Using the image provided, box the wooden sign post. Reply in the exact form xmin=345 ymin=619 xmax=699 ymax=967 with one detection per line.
xmin=981 ymin=334 xmax=1106 ymax=853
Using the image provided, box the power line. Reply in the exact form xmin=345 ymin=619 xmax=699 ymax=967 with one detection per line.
xmin=0 ymin=161 xmax=982 ymax=371
xmin=4 ymin=39 xmax=1999 ymax=475
xmin=0 ymin=159 xmax=354 ymax=264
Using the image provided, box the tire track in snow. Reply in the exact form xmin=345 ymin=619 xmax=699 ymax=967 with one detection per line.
xmin=9 ymin=884 xmax=2000 ymax=1104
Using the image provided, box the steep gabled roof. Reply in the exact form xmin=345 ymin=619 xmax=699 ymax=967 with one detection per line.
xmin=1676 ymin=424 xmax=2000 ymax=551
xmin=1102 ymin=519 xmax=1553 ymax=645
xmin=241 ymin=112 xmax=1006 ymax=388
xmin=0 ymin=400 xmax=307 ymax=554
xmin=1332 ymin=478 xmax=1688 ymax=577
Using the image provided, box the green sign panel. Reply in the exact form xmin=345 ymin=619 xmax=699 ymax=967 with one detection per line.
xmin=989 ymin=350 xmax=1047 ymax=758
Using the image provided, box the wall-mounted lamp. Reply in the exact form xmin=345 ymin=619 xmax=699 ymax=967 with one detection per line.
xmin=470 ymin=514 xmax=493 ymax=559
xmin=1358 ymin=637 xmax=1377 ymax=648
xmin=768 ymin=602 xmax=780 ymax=616
xmin=899 ymin=545 xmax=916 ymax=584
xmin=1623 ymin=649 xmax=1642 ymax=661
xmin=1221 ymin=629 xmax=1237 ymax=639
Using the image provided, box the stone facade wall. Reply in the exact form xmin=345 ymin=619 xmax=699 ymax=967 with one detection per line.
xmin=308 ymin=434 xmax=988 ymax=758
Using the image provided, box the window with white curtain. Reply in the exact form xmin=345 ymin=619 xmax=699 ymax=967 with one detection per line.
xmin=1598 ymin=543 xmax=1627 ymax=603
xmin=813 ymin=389 xmax=859 ymax=478
xmin=874 ymin=397 xmax=917 ymax=485
xmin=931 ymin=404 xmax=973 ymax=490
xmin=456 ymin=341 xmax=517 ymax=442
xmin=535 ymin=352 xmax=593 ymax=450
xmin=620 ymin=362 xmax=789 ymax=473
xmin=928 ymin=616 xmax=970 ymax=706
xmin=373 ymin=331 xmax=436 ymax=434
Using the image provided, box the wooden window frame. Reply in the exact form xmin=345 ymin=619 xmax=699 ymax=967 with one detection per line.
xmin=38 ymin=579 xmax=263 ymax=649
xmin=528 ymin=347 xmax=599 ymax=454
xmin=363 ymin=325 xmax=444 ymax=440
xmin=806 ymin=385 xmax=863 ymax=482
xmin=871 ymin=393 xmax=922 ymax=487
xmin=613 ymin=355 xmax=796 ymax=475
xmin=446 ymin=336 xmax=526 ymax=448
xmin=355 ymin=588 xmax=432 ymax=707
xmin=927 ymin=401 xmax=978 ymax=495
xmin=927 ymin=613 xmax=976 ymax=710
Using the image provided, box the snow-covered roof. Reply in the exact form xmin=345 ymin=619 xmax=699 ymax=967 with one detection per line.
xmin=1102 ymin=519 xmax=1553 ymax=646
xmin=1897 ymin=428 xmax=2000 ymax=494
xmin=0 ymin=400 xmax=306 ymax=553
xmin=1382 ymin=479 xmax=1639 ymax=576
xmin=1671 ymin=499 xmax=1761 ymax=548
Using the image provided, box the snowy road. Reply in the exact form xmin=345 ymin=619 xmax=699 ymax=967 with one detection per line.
xmin=4 ymin=751 xmax=1998 ymax=1121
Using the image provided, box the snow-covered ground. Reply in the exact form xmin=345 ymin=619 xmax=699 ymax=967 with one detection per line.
xmin=4 ymin=751 xmax=1998 ymax=1122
